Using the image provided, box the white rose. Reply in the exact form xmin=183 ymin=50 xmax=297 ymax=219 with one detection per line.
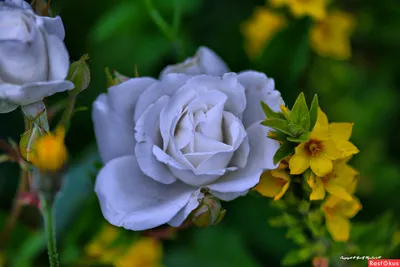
xmin=0 ymin=0 xmax=74 ymax=114
xmin=93 ymin=47 xmax=284 ymax=231
xmin=160 ymin=46 xmax=229 ymax=78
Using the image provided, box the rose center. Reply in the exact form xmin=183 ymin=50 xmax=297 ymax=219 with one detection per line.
xmin=306 ymin=140 xmax=323 ymax=156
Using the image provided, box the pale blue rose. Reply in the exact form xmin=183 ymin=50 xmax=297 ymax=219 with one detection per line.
xmin=0 ymin=0 xmax=74 ymax=113
xmin=92 ymin=47 xmax=284 ymax=231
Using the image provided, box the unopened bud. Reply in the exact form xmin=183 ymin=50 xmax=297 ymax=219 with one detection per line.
xmin=19 ymin=124 xmax=45 ymax=162
xmin=192 ymin=194 xmax=226 ymax=227
xmin=68 ymin=54 xmax=91 ymax=95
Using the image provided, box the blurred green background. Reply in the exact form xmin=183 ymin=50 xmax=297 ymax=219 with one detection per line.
xmin=1 ymin=0 xmax=400 ymax=266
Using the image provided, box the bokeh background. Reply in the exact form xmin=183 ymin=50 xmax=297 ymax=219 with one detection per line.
xmin=1 ymin=0 xmax=400 ymax=266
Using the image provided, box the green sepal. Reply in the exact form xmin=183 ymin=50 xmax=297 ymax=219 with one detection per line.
xmin=273 ymin=141 xmax=295 ymax=165
xmin=287 ymin=131 xmax=310 ymax=143
xmin=269 ymin=213 xmax=298 ymax=228
xmin=267 ymin=130 xmax=288 ymax=142
xmin=281 ymin=246 xmax=315 ymax=266
xmin=261 ymin=101 xmax=284 ymax=120
xmin=261 ymin=119 xmax=293 ymax=136
xmin=298 ymin=200 xmax=311 ymax=215
xmin=309 ymin=94 xmax=319 ymax=131
xmin=288 ymin=92 xmax=310 ymax=136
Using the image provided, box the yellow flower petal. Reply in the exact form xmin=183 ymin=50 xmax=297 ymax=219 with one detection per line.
xmin=336 ymin=196 xmax=362 ymax=218
xmin=306 ymin=174 xmax=326 ymax=200
xmin=346 ymin=177 xmax=359 ymax=195
xmin=329 ymin=123 xmax=353 ymax=141
xmin=289 ymin=150 xmax=310 ymax=175
xmin=274 ymin=181 xmax=290 ymax=201
xmin=310 ymin=155 xmax=332 ymax=177
xmin=310 ymin=108 xmax=329 ymax=140
xmin=325 ymin=214 xmax=350 ymax=242
xmin=325 ymin=182 xmax=352 ymax=201
xmin=255 ymin=171 xmax=285 ymax=198
xmin=336 ymin=140 xmax=359 ymax=158
xmin=321 ymin=140 xmax=341 ymax=160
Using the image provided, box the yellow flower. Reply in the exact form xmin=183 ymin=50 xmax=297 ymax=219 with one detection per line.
xmin=241 ymin=7 xmax=286 ymax=59
xmin=329 ymin=122 xmax=359 ymax=158
xmin=322 ymin=176 xmax=361 ymax=242
xmin=306 ymin=159 xmax=358 ymax=201
xmin=285 ymin=0 xmax=327 ymax=20
xmin=85 ymin=225 xmax=163 ymax=267
xmin=115 ymin=237 xmax=164 ymax=267
xmin=289 ymin=108 xmax=342 ymax=177
xmin=85 ymin=224 xmax=123 ymax=263
xmin=269 ymin=0 xmax=287 ymax=8
xmin=310 ymin=10 xmax=356 ymax=60
xmin=254 ymin=162 xmax=290 ymax=200
xmin=322 ymin=194 xmax=361 ymax=242
xmin=30 ymin=126 xmax=68 ymax=171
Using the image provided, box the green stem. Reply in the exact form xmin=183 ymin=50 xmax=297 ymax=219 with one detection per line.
xmin=143 ymin=0 xmax=175 ymax=42
xmin=59 ymin=94 xmax=77 ymax=133
xmin=41 ymin=195 xmax=59 ymax=267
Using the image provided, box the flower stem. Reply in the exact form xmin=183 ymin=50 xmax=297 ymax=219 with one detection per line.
xmin=59 ymin=94 xmax=77 ymax=133
xmin=40 ymin=194 xmax=59 ymax=267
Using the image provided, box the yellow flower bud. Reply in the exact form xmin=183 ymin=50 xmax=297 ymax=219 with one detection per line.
xmin=280 ymin=104 xmax=290 ymax=119
xmin=30 ymin=126 xmax=68 ymax=172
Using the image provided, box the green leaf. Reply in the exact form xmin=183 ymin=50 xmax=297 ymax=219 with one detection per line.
xmin=267 ymin=130 xmax=288 ymax=142
xmin=273 ymin=141 xmax=295 ymax=165
xmin=261 ymin=101 xmax=284 ymax=120
xmin=287 ymin=132 xmax=310 ymax=143
xmin=309 ymin=94 xmax=319 ymax=131
xmin=288 ymin=92 xmax=310 ymax=136
xmin=261 ymin=119 xmax=292 ymax=136
xmin=286 ymin=227 xmax=309 ymax=245
xmin=281 ymin=246 xmax=315 ymax=266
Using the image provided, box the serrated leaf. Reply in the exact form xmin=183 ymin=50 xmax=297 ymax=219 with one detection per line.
xmin=261 ymin=101 xmax=283 ymax=120
xmin=273 ymin=141 xmax=295 ymax=165
xmin=287 ymin=132 xmax=310 ymax=143
xmin=261 ymin=119 xmax=292 ymax=136
xmin=288 ymin=93 xmax=310 ymax=136
xmin=281 ymin=247 xmax=315 ymax=266
xmin=309 ymin=94 xmax=319 ymax=131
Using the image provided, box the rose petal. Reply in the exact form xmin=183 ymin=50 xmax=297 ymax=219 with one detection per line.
xmin=44 ymin=34 xmax=70 ymax=81
xmin=92 ymin=78 xmax=156 ymax=163
xmin=0 ymin=13 xmax=48 ymax=84
xmin=238 ymin=71 xmax=284 ymax=128
xmin=229 ymin=136 xmax=250 ymax=168
xmin=159 ymin=46 xmax=229 ymax=78
xmin=208 ymin=121 xmax=280 ymax=193
xmin=134 ymin=73 xmax=192 ymax=123
xmin=209 ymin=190 xmax=248 ymax=201
xmin=135 ymin=95 xmax=177 ymax=184
xmin=2 ymin=0 xmax=32 ymax=9
xmin=95 ymin=155 xmax=197 ymax=231
xmin=4 ymin=80 xmax=74 ymax=106
xmin=0 ymin=99 xmax=18 ymax=113
xmin=40 ymin=16 xmax=65 ymax=40
xmin=168 ymin=189 xmax=203 ymax=227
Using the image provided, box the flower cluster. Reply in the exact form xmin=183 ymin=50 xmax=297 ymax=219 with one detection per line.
xmin=85 ymin=224 xmax=164 ymax=267
xmin=254 ymin=93 xmax=361 ymax=242
xmin=241 ymin=0 xmax=355 ymax=60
